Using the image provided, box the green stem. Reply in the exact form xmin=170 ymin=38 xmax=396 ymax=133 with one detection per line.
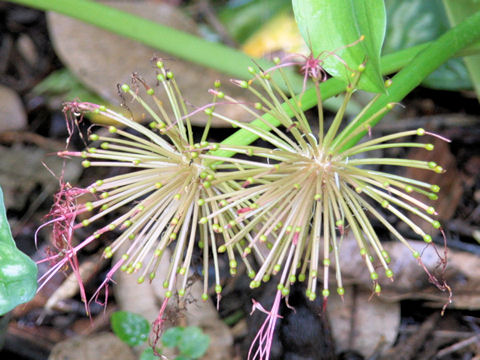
xmin=338 ymin=10 xmax=480 ymax=150
xmin=5 ymin=0 xmax=277 ymax=82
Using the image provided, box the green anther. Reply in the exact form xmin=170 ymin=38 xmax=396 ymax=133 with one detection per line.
xmin=405 ymin=185 xmax=413 ymax=193
xmin=434 ymin=166 xmax=443 ymax=173
xmin=427 ymin=207 xmax=435 ymax=215
xmin=179 ymin=267 xmax=186 ymax=275
xmin=428 ymin=161 xmax=437 ymax=169
xmin=174 ymin=193 xmax=181 ymax=200
xmin=203 ymin=181 xmax=211 ymax=189
xmin=243 ymin=247 xmax=251 ymax=255
xmin=108 ymin=224 xmax=116 ymax=231
xmin=358 ymin=63 xmax=366 ymax=72
xmin=266 ymin=242 xmax=273 ymax=250
xmin=385 ymin=79 xmax=393 ymax=87
xmin=254 ymin=102 xmax=262 ymax=110
xmin=385 ymin=269 xmax=394 ymax=278
xmin=85 ymin=202 xmax=94 ymax=211
xmin=101 ymin=142 xmax=109 ymax=150
xmin=247 ymin=148 xmax=254 ymax=156
xmin=381 ymin=250 xmax=391 ymax=263
xmin=306 ymin=289 xmax=311 ymax=297
xmin=314 ymin=193 xmax=321 ymax=200
xmin=375 ymin=284 xmax=381 ymax=293
xmin=128 ymin=234 xmax=135 ymax=240
xmin=82 ymin=160 xmax=91 ymax=168
xmin=311 ymin=270 xmax=318 ymax=277
xmin=273 ymin=264 xmax=281 ymax=273
xmin=431 ymin=185 xmax=440 ymax=192
xmin=169 ymin=233 xmax=177 ymax=240
xmin=157 ymin=74 xmax=165 ymax=81
xmin=323 ymin=259 xmax=331 ymax=266
xmin=355 ymin=187 xmax=362 ymax=193
xmin=177 ymin=289 xmax=185 ymax=297
xmin=108 ymin=126 xmax=117 ymax=133
xmin=89 ymin=134 xmax=99 ymax=141
xmin=240 ymin=80 xmax=248 ymax=88
xmin=248 ymin=66 xmax=255 ymax=74
xmin=248 ymin=270 xmax=256 ymax=279
xmin=413 ymin=251 xmax=420 ymax=258
xmin=147 ymin=88 xmax=154 ymax=95
xmin=166 ymin=71 xmax=174 ymax=79
xmin=94 ymin=108 xmax=100 ymax=114
xmin=82 ymin=219 xmax=90 ymax=227
xmin=200 ymin=141 xmax=209 ymax=147
xmin=337 ymin=287 xmax=345 ymax=296
xmin=96 ymin=180 xmax=104 ymax=186
xmin=121 ymin=265 xmax=128 ymax=272
xmin=211 ymin=143 xmax=219 ymax=150
xmin=149 ymin=272 xmax=155 ymax=280
xmin=262 ymin=275 xmax=270 ymax=282
xmin=137 ymin=276 xmax=145 ymax=284
xmin=289 ymin=275 xmax=296 ymax=283
xmin=133 ymin=160 xmax=141 ymax=166
xmin=197 ymin=199 xmax=205 ymax=206
xmin=204 ymin=108 xmax=213 ymax=116
xmin=163 ymin=280 xmax=169 ymax=289
xmin=229 ymin=260 xmax=237 ymax=268
xmin=295 ymin=226 xmax=301 ymax=232
xmin=286 ymin=225 xmax=293 ymax=233
xmin=432 ymin=221 xmax=441 ymax=229
xmin=121 ymin=84 xmax=130 ymax=93
xmin=126 ymin=266 xmax=134 ymax=274
xmin=156 ymin=61 xmax=163 ymax=68
xmin=165 ymin=290 xmax=172 ymax=298
xmin=154 ymin=182 xmax=163 ymax=189
xmin=273 ymin=57 xmax=281 ymax=64
xmin=381 ymin=200 xmax=389 ymax=208
xmin=149 ymin=122 xmax=156 ymax=129
xmin=249 ymin=281 xmax=259 ymax=289
xmin=416 ymin=128 xmax=426 ymax=136
xmin=293 ymin=183 xmax=300 ymax=190
xmin=428 ymin=193 xmax=439 ymax=200
xmin=99 ymin=105 xmax=106 ymax=111
xmin=386 ymin=103 xmax=394 ymax=110
xmin=215 ymin=285 xmax=222 ymax=294
xmin=206 ymin=174 xmax=214 ymax=181
xmin=370 ymin=272 xmax=379 ymax=280
xmin=308 ymin=293 xmax=317 ymax=301
xmin=251 ymin=203 xmax=259 ymax=209
xmin=218 ymin=245 xmax=226 ymax=253
xmin=201 ymin=293 xmax=209 ymax=301
xmin=423 ymin=234 xmax=432 ymax=243
xmin=322 ymin=289 xmax=330 ymax=297
xmin=123 ymin=220 xmax=132 ymax=228
xmin=298 ymin=274 xmax=306 ymax=282
xmin=122 ymin=254 xmax=129 ymax=260
xmin=217 ymin=91 xmax=224 ymax=99
xmin=259 ymin=235 xmax=267 ymax=242
xmin=219 ymin=200 xmax=228 ymax=207
xmin=100 ymin=192 xmax=109 ymax=199
xmin=383 ymin=181 xmax=390 ymax=188
xmin=101 ymin=204 xmax=109 ymax=211
xmin=281 ymin=288 xmax=290 ymax=296
xmin=191 ymin=152 xmax=198 ymax=159
xmin=425 ymin=144 xmax=434 ymax=151
xmin=335 ymin=220 xmax=344 ymax=227
xmin=170 ymin=218 xmax=179 ymax=225
xmin=230 ymin=268 xmax=237 ymax=276
xmin=198 ymin=241 xmax=204 ymax=249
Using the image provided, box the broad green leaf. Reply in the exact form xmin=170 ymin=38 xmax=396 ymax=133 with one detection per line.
xmin=384 ymin=0 xmax=472 ymax=90
xmin=177 ymin=326 xmax=210 ymax=359
xmin=443 ymin=0 xmax=480 ymax=100
xmin=292 ymin=0 xmax=386 ymax=93
xmin=111 ymin=311 xmax=150 ymax=346
xmin=161 ymin=326 xmax=184 ymax=348
xmin=0 ymin=187 xmax=37 ymax=316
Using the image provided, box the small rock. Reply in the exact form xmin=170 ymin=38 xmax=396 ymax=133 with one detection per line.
xmin=0 ymin=85 xmax=27 ymax=132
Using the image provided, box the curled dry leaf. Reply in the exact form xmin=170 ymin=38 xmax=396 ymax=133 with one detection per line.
xmin=47 ymin=1 xmax=254 ymax=127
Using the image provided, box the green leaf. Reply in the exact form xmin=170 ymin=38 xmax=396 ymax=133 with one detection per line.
xmin=384 ymin=0 xmax=473 ymax=90
xmin=0 ymin=187 xmax=38 ymax=316
xmin=111 ymin=311 xmax=150 ymax=346
xmin=292 ymin=0 xmax=386 ymax=93
xmin=443 ymin=0 xmax=480 ymax=100
xmin=161 ymin=326 xmax=184 ymax=348
xmin=177 ymin=326 xmax=210 ymax=359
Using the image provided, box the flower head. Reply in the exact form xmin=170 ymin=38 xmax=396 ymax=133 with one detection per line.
xmin=206 ymin=59 xmax=448 ymax=305
xmin=40 ymin=62 xmax=258 ymax=309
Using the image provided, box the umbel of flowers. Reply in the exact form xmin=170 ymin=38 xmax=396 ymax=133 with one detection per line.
xmin=39 ymin=56 xmax=448 ymax=359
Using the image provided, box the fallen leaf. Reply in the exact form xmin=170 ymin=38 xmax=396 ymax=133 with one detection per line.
xmin=0 ymin=84 xmax=27 ymax=132
xmin=47 ymin=1 xmax=255 ymax=128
